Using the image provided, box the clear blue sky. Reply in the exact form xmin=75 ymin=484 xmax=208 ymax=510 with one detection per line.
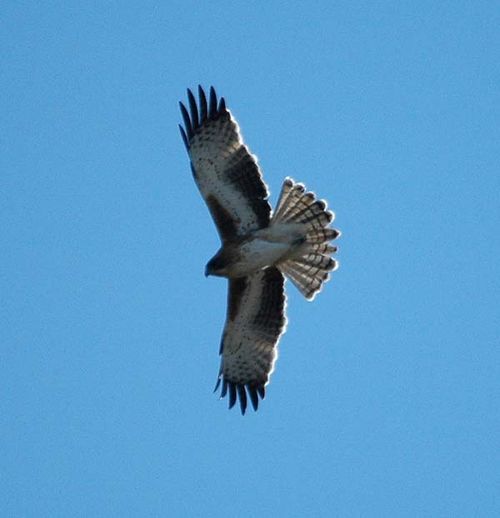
xmin=2 ymin=2 xmax=499 ymax=516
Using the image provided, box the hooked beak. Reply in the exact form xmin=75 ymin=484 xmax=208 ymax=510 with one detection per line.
xmin=204 ymin=266 xmax=210 ymax=277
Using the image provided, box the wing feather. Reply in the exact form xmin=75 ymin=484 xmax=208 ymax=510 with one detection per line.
xmin=215 ymin=267 xmax=287 ymax=414
xmin=187 ymin=88 xmax=199 ymax=130
xmin=209 ymin=86 xmax=217 ymax=119
xmin=198 ymin=85 xmax=208 ymax=123
xmin=179 ymin=125 xmax=189 ymax=152
xmin=180 ymin=86 xmax=271 ymax=241
xmin=179 ymin=102 xmax=193 ymax=140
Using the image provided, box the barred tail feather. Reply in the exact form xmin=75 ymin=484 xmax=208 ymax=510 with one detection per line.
xmin=273 ymin=177 xmax=340 ymax=300
xmin=306 ymin=228 xmax=340 ymax=244
xmin=273 ymin=178 xmax=305 ymax=221
xmin=310 ymin=242 xmax=338 ymax=255
xmin=272 ymin=178 xmax=335 ymax=230
xmin=297 ymin=253 xmax=336 ymax=271
xmin=279 ymin=259 xmax=337 ymax=300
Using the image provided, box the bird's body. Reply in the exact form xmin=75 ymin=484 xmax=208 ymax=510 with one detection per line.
xmin=179 ymin=86 xmax=340 ymax=414
xmin=206 ymin=223 xmax=308 ymax=278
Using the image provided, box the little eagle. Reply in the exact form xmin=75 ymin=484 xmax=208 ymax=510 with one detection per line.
xmin=179 ymin=86 xmax=340 ymax=414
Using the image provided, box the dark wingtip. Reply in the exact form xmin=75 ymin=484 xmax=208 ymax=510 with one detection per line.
xmin=209 ymin=86 xmax=217 ymax=119
xmin=187 ymin=88 xmax=199 ymax=130
xmin=228 ymin=383 xmax=237 ymax=409
xmin=215 ymin=375 xmax=265 ymax=414
xmin=179 ymin=125 xmax=189 ymax=151
xmin=237 ymin=385 xmax=247 ymax=415
xmin=220 ymin=379 xmax=228 ymax=398
xmin=218 ymin=96 xmax=226 ymax=113
xmin=248 ymin=386 xmax=259 ymax=411
xmin=198 ymin=85 xmax=207 ymax=122
xmin=179 ymin=101 xmax=193 ymax=140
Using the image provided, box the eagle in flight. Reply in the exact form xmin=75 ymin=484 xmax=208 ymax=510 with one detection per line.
xmin=179 ymin=86 xmax=340 ymax=414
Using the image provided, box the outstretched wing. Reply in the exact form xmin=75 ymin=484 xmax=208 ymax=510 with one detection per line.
xmin=179 ymin=86 xmax=271 ymax=242
xmin=214 ymin=267 xmax=287 ymax=414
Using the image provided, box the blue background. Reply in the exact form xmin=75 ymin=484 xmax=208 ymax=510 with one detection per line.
xmin=2 ymin=2 xmax=499 ymax=516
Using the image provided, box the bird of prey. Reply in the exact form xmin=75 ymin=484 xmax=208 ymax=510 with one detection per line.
xmin=179 ymin=86 xmax=340 ymax=414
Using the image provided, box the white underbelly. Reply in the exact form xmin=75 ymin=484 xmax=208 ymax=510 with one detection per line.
xmin=230 ymin=239 xmax=291 ymax=277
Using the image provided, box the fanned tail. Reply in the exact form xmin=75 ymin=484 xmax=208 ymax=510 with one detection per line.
xmin=273 ymin=178 xmax=340 ymax=300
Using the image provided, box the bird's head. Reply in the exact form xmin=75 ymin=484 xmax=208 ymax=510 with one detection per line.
xmin=205 ymin=249 xmax=230 ymax=277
